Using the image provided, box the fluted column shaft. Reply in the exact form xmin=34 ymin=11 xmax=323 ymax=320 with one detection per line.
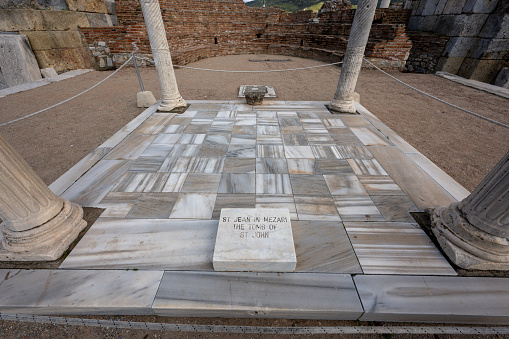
xmin=0 ymin=134 xmax=87 ymax=260
xmin=329 ymin=0 xmax=377 ymax=113
xmin=430 ymin=151 xmax=509 ymax=270
xmin=139 ymin=0 xmax=186 ymax=111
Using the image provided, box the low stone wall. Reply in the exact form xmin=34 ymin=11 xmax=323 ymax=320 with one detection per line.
xmin=404 ymin=31 xmax=449 ymax=73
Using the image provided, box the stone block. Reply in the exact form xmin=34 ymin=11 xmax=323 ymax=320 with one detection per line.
xmin=0 ymin=33 xmax=42 ymax=88
xmin=434 ymin=14 xmax=467 ymax=36
xmin=35 ymin=0 xmax=69 ymax=10
xmin=482 ymin=38 xmax=509 ymax=60
xmin=137 ymin=91 xmax=157 ymax=108
xmin=39 ymin=10 xmax=90 ymax=31
xmin=456 ymin=57 xmax=479 ymax=79
xmin=443 ymin=0 xmax=468 ymax=15
xmin=103 ymin=0 xmax=116 ymax=15
xmin=0 ymin=72 xmax=8 ymax=90
xmin=443 ymin=36 xmax=477 ymax=57
xmin=480 ymin=12 xmax=509 ymax=39
xmin=421 ymin=0 xmax=441 ymax=16
xmin=244 ymin=86 xmax=268 ymax=106
xmin=459 ymin=14 xmax=489 ymax=36
xmin=86 ymin=13 xmax=115 ymax=27
xmin=0 ymin=9 xmax=39 ymax=31
xmin=40 ymin=67 xmax=58 ymax=78
xmin=421 ymin=15 xmax=438 ymax=31
xmin=65 ymin=0 xmax=107 ymax=13
xmin=436 ymin=56 xmax=465 ymax=74
xmin=213 ymin=208 xmax=297 ymax=272
xmin=494 ymin=67 xmax=509 ymax=88
xmin=407 ymin=16 xmax=423 ymax=31
xmin=467 ymin=38 xmax=490 ymax=59
xmin=435 ymin=0 xmax=448 ymax=15
xmin=469 ymin=59 xmax=505 ymax=83
xmin=462 ymin=0 xmax=499 ymax=14
xmin=34 ymin=47 xmax=93 ymax=73
xmin=21 ymin=30 xmax=84 ymax=50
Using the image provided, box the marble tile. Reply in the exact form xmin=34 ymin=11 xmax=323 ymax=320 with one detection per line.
xmin=212 ymin=194 xmax=256 ymax=219
xmin=407 ymin=152 xmax=470 ymax=201
xmin=257 ymin=111 xmax=278 ymax=119
xmin=234 ymin=118 xmax=256 ymax=126
xmin=256 ymin=135 xmax=283 ymax=145
xmin=358 ymin=175 xmax=406 ymax=195
xmin=169 ymin=117 xmax=193 ymax=126
xmin=311 ymin=145 xmax=343 ymax=159
xmin=219 ymin=173 xmax=256 ymax=193
xmin=277 ymin=111 xmax=299 ymax=118
xmin=314 ymin=159 xmax=354 ymax=175
xmin=0 ymin=269 xmax=163 ymax=314
xmin=181 ymin=173 xmax=222 ymax=193
xmin=197 ymin=144 xmax=228 ymax=157
xmin=112 ymin=172 xmax=169 ymax=193
xmin=230 ymin=134 xmax=256 ymax=145
xmin=298 ymin=112 xmax=319 ymax=119
xmin=255 ymin=158 xmax=288 ymax=174
xmin=226 ymin=144 xmax=256 ymax=158
xmin=180 ymin=134 xmax=206 ymax=144
xmin=354 ymin=275 xmax=509 ymax=323
xmin=153 ymin=271 xmax=363 ymax=319
xmin=167 ymin=144 xmax=201 ymax=158
xmin=257 ymin=125 xmax=280 ymax=135
xmin=324 ymin=174 xmax=368 ymax=195
xmin=257 ymin=145 xmax=285 ymax=158
xmin=161 ymin=173 xmax=188 ymax=192
xmin=287 ymin=158 xmax=315 ymax=174
xmin=335 ymin=145 xmax=373 ymax=159
xmin=104 ymin=134 xmax=156 ymax=160
xmin=50 ymin=147 xmax=111 ymax=196
xmin=347 ymin=158 xmax=388 ymax=176
xmin=278 ymin=118 xmax=301 ymax=126
xmin=216 ymin=110 xmax=237 ymax=118
xmin=322 ymin=118 xmax=345 ymax=127
xmin=95 ymin=202 xmax=134 ymax=218
xmin=167 ymin=157 xmax=224 ymax=173
xmin=292 ymin=221 xmax=362 ymax=274
xmin=191 ymin=118 xmax=214 ymax=124
xmin=306 ymin=134 xmax=335 ymax=145
xmin=194 ymin=111 xmax=218 ymax=119
xmin=184 ymin=124 xmax=210 ymax=134
xmin=371 ymin=195 xmax=419 ymax=222
xmin=129 ymin=156 xmax=165 ymax=172
xmin=223 ymin=158 xmax=256 ymax=173
xmin=304 ymin=127 xmax=328 ymax=134
xmin=140 ymin=144 xmax=174 ymax=158
xmin=126 ymin=193 xmax=178 ymax=218
xmin=61 ymin=160 xmax=132 ymax=206
xmin=255 ymin=195 xmax=297 ymax=220
xmin=368 ymin=146 xmax=456 ymax=209
xmin=282 ymin=134 xmax=308 ymax=146
xmin=232 ymin=125 xmax=256 ymax=135
xmin=344 ymin=222 xmax=456 ymax=275
xmin=99 ymin=191 xmax=141 ymax=204
xmin=350 ymin=127 xmax=392 ymax=146
xmin=135 ymin=113 xmax=176 ymax=134
xmin=61 ymin=219 xmax=218 ymax=270
xmin=204 ymin=133 xmax=230 ymax=145
xmin=338 ymin=114 xmax=372 ymax=128
xmin=153 ymin=133 xmax=182 ymax=145
xmin=209 ymin=121 xmax=234 ymax=133
xmin=284 ymin=145 xmax=315 ymax=159
xmin=164 ymin=124 xmax=186 ymax=133
xmin=280 ymin=126 xmax=304 ymax=134
xmin=169 ymin=193 xmax=216 ymax=219
xmin=290 ymin=174 xmax=330 ymax=195
xmin=329 ymin=129 xmax=364 ymax=146
xmin=333 ymin=195 xmax=384 ymax=221
xmin=256 ymin=174 xmax=292 ymax=194
xmin=294 ymin=195 xmax=341 ymax=221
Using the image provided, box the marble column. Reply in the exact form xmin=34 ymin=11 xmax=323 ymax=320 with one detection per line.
xmin=139 ymin=0 xmax=186 ymax=112
xmin=0 ymin=134 xmax=86 ymax=260
xmin=329 ymin=0 xmax=377 ymax=113
xmin=430 ymin=151 xmax=509 ymax=270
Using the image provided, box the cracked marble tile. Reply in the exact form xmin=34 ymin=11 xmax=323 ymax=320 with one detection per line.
xmin=371 ymin=195 xmax=419 ymax=222
xmin=256 ymin=174 xmax=292 ymax=194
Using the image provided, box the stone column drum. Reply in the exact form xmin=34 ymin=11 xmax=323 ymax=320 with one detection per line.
xmin=430 ymin=151 xmax=509 ymax=270
xmin=0 ymin=134 xmax=86 ymax=260
xmin=329 ymin=0 xmax=377 ymax=113
xmin=139 ymin=0 xmax=186 ymax=112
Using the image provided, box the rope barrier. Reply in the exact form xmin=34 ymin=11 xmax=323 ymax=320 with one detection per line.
xmin=135 ymin=55 xmax=343 ymax=73
xmin=0 ymin=56 xmax=134 ymax=128
xmin=363 ymin=58 xmax=509 ymax=129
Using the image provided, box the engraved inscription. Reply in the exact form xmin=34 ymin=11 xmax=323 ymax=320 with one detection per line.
xmin=223 ymin=214 xmax=288 ymax=239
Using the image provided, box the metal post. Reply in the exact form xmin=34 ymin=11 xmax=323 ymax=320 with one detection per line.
xmin=132 ymin=52 xmax=145 ymax=92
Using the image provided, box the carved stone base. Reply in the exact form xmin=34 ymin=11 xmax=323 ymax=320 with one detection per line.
xmin=158 ymin=96 xmax=187 ymax=112
xmin=328 ymin=98 xmax=357 ymax=114
xmin=0 ymin=200 xmax=87 ymax=261
xmin=430 ymin=202 xmax=509 ymax=270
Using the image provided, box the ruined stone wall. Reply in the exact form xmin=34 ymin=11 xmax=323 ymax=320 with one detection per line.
xmin=404 ymin=0 xmax=509 ymax=83
xmin=0 ymin=0 xmax=117 ymax=72
xmin=81 ymin=3 xmax=412 ymax=70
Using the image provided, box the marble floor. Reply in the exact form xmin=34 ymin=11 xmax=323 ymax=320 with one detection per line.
xmin=4 ymin=100 xmax=507 ymax=323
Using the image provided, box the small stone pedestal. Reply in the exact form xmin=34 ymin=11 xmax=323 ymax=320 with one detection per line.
xmin=244 ymin=86 xmax=267 ymax=105
xmin=213 ymin=208 xmax=297 ymax=272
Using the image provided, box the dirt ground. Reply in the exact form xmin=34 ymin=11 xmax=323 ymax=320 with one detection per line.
xmin=0 ymin=54 xmax=508 ymax=338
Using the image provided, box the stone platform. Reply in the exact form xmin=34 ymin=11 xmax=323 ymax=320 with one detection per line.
xmin=1 ymin=100 xmax=508 ymax=323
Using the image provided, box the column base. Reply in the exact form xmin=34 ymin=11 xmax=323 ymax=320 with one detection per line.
xmin=158 ymin=96 xmax=187 ymax=112
xmin=0 ymin=199 xmax=87 ymax=261
xmin=429 ymin=203 xmax=509 ymax=270
xmin=328 ymin=97 xmax=357 ymax=114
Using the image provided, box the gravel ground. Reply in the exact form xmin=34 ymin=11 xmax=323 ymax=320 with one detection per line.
xmin=0 ymin=54 xmax=508 ymax=338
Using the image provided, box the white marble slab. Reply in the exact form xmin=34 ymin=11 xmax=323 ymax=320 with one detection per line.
xmin=169 ymin=193 xmax=216 ymax=219
xmin=153 ymin=271 xmax=363 ymax=319
xmin=344 ymin=222 xmax=456 ymax=275
xmin=0 ymin=269 xmax=163 ymax=315
xmin=61 ymin=218 xmax=218 ymax=270
xmin=350 ymin=127 xmax=392 ymax=146
xmin=104 ymin=134 xmax=156 ymax=160
xmin=284 ymin=145 xmax=315 ymax=158
xmin=213 ymin=208 xmax=296 ymax=272
xmin=355 ymin=275 xmax=509 ymax=324
xmin=153 ymin=133 xmax=181 ymax=145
